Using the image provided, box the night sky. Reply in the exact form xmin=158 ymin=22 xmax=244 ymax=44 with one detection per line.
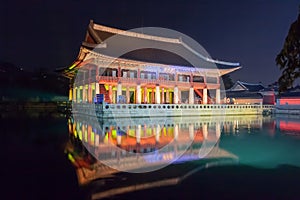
xmin=1 ymin=0 xmax=299 ymax=85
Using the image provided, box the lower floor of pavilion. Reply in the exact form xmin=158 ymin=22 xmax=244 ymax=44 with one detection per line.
xmin=70 ymin=82 xmax=221 ymax=105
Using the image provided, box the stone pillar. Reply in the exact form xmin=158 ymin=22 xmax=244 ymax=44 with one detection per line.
xmin=126 ymin=86 xmax=130 ymax=104
xmin=174 ymin=86 xmax=179 ymax=104
xmin=155 ymin=124 xmax=160 ymax=143
xmin=82 ymin=85 xmax=87 ymax=103
xmin=189 ymin=123 xmax=194 ymax=140
xmin=203 ymin=88 xmax=208 ymax=104
xmin=189 ymin=87 xmax=194 ymax=104
xmin=86 ymin=83 xmax=93 ymax=103
xmin=202 ymin=124 xmax=208 ymax=139
xmin=77 ymin=87 xmax=81 ymax=103
xmin=144 ymin=87 xmax=147 ymax=104
xmin=117 ymin=134 xmax=122 ymax=146
xmin=88 ymin=84 xmax=91 ymax=103
xmin=166 ymin=89 xmax=170 ymax=103
xmin=216 ymin=122 xmax=221 ymax=139
xmin=95 ymin=82 xmax=100 ymax=95
xmin=136 ymin=125 xmax=141 ymax=144
xmin=73 ymin=88 xmax=76 ymax=102
xmin=151 ymin=88 xmax=155 ymax=103
xmin=117 ymin=83 xmax=122 ymax=96
xmin=174 ymin=124 xmax=179 ymax=141
xmin=117 ymin=82 xmax=122 ymax=103
xmin=108 ymin=85 xmax=113 ymax=103
xmin=161 ymin=87 xmax=165 ymax=104
xmin=216 ymin=88 xmax=220 ymax=104
xmin=95 ymin=134 xmax=100 ymax=146
xmin=69 ymin=88 xmax=73 ymax=101
xmin=155 ymin=85 xmax=160 ymax=104
xmin=112 ymin=90 xmax=116 ymax=104
xmin=136 ymin=84 xmax=141 ymax=104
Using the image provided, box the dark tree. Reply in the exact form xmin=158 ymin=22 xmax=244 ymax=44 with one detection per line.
xmin=221 ymin=74 xmax=234 ymax=90
xmin=276 ymin=8 xmax=300 ymax=93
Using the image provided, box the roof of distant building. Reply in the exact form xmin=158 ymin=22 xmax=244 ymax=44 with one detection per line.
xmin=227 ymin=81 xmax=265 ymax=92
xmin=225 ymin=91 xmax=263 ymax=99
xmin=280 ymin=86 xmax=300 ymax=98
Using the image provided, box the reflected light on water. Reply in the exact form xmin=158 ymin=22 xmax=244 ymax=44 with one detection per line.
xmin=64 ymin=114 xmax=300 ymax=199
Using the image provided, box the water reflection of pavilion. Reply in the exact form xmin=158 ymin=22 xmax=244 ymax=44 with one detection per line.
xmin=66 ymin=115 xmax=266 ymax=185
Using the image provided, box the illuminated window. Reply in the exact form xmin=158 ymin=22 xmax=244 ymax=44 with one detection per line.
xmin=112 ymin=70 xmax=117 ymax=77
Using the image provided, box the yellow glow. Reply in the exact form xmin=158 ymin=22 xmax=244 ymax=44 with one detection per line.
xmin=91 ymin=132 xmax=95 ymax=144
xmin=73 ymin=124 xmax=76 ymax=133
xmin=79 ymin=130 xmax=82 ymax=140
xmin=163 ymin=127 xmax=167 ymax=136
xmin=69 ymin=89 xmax=73 ymax=101
xmin=104 ymin=133 xmax=109 ymax=143
xmin=69 ymin=62 xmax=77 ymax=70
xmin=68 ymin=153 xmax=75 ymax=163
xmin=128 ymin=129 xmax=135 ymax=136
xmin=84 ymin=129 xmax=88 ymax=142
xmin=169 ymin=93 xmax=173 ymax=104
xmin=112 ymin=129 xmax=117 ymax=139
xmin=147 ymin=128 xmax=152 ymax=136
xmin=74 ymin=130 xmax=77 ymax=138
xmin=168 ymin=127 xmax=174 ymax=136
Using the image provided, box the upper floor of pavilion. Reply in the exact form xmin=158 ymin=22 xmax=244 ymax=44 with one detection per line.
xmin=61 ymin=20 xmax=241 ymax=83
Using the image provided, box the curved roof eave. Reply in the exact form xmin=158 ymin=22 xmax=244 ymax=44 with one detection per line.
xmin=89 ymin=21 xmax=240 ymax=68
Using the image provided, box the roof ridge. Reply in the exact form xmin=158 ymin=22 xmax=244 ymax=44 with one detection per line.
xmin=92 ymin=21 xmax=182 ymax=44
xmin=89 ymin=20 xmax=241 ymax=68
xmin=238 ymin=80 xmax=264 ymax=86
xmin=83 ymin=49 xmax=240 ymax=75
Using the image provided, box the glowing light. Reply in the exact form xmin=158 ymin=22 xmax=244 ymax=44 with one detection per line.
xmin=69 ymin=62 xmax=79 ymax=70
xmin=279 ymin=99 xmax=300 ymax=105
xmin=279 ymin=121 xmax=300 ymax=132
xmin=68 ymin=153 xmax=75 ymax=163
xmin=112 ymin=129 xmax=117 ymax=138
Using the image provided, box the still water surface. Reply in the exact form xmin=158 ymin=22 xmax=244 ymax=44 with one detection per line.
xmin=3 ymin=112 xmax=300 ymax=199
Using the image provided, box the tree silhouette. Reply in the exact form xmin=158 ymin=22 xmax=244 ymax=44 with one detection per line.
xmin=221 ymin=74 xmax=234 ymax=90
xmin=276 ymin=8 xmax=300 ymax=93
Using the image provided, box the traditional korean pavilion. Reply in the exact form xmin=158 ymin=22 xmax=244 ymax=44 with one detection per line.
xmin=61 ymin=20 xmax=241 ymax=105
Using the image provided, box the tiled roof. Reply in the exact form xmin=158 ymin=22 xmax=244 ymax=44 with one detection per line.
xmin=226 ymin=91 xmax=263 ymax=99
xmin=280 ymin=91 xmax=300 ymax=97
xmin=84 ymin=20 xmax=241 ymax=70
xmin=228 ymin=81 xmax=265 ymax=92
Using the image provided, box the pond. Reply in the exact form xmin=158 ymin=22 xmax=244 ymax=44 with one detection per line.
xmin=3 ymin=112 xmax=300 ymax=199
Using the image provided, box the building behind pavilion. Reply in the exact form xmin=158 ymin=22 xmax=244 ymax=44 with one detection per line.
xmin=226 ymin=81 xmax=275 ymax=105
